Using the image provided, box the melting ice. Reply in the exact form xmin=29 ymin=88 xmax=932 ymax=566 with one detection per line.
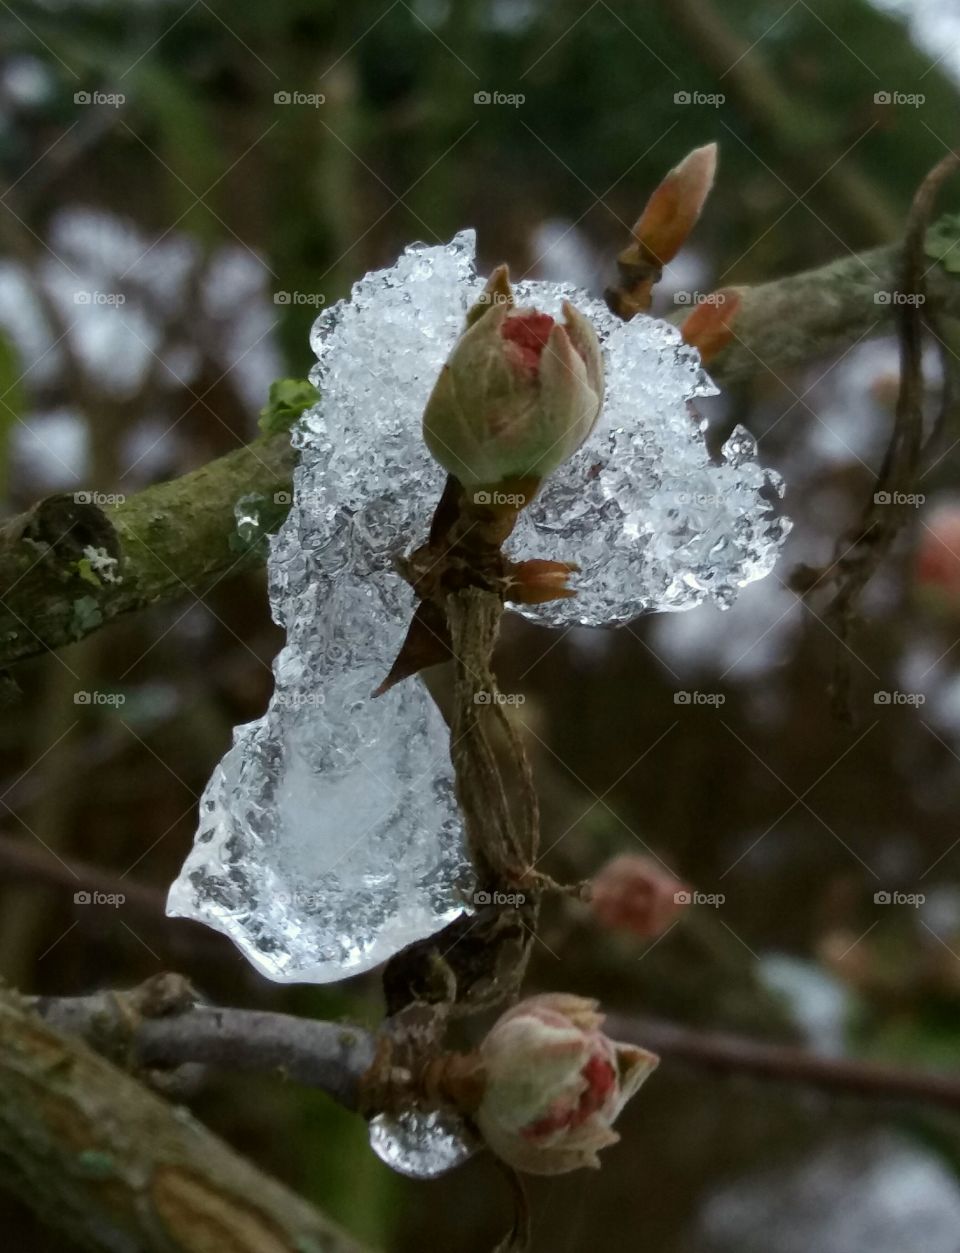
xmin=167 ymin=231 xmax=789 ymax=983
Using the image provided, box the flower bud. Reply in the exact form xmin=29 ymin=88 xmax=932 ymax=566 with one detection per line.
xmin=590 ymin=853 xmax=688 ymax=939
xmin=422 ymin=272 xmax=603 ymax=490
xmin=475 ymin=993 xmax=658 ymax=1175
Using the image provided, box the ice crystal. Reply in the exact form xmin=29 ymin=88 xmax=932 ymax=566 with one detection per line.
xmin=168 ymin=230 xmax=788 ymax=983
xmin=368 ymin=1109 xmax=478 ymax=1178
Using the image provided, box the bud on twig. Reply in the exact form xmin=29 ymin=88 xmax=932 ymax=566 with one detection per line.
xmin=607 ymin=143 xmax=718 ymax=320
xmin=589 ymin=853 xmax=688 ymax=938
xmin=423 ymin=267 xmax=604 ymax=489
xmin=475 ymin=993 xmax=658 ymax=1175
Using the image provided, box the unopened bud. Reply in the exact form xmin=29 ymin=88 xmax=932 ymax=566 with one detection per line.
xmin=423 ymin=269 xmax=603 ymax=489
xmin=475 ymin=993 xmax=658 ymax=1175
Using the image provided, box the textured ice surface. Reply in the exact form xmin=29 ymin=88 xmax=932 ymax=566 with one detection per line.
xmin=168 ymin=230 xmax=788 ymax=983
xmin=369 ymin=1109 xmax=477 ymax=1178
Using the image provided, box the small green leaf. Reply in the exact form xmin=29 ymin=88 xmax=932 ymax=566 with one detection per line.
xmin=258 ymin=378 xmax=320 ymax=434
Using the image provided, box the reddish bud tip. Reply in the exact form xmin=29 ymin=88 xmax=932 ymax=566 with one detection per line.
xmin=679 ymin=287 xmax=743 ymax=364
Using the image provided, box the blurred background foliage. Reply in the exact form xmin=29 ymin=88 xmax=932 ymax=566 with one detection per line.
xmin=3 ymin=1 xmax=960 ymax=1250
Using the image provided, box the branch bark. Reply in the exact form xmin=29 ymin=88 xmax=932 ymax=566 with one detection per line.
xmin=0 ymin=431 xmax=295 ymax=670
xmin=0 ymin=988 xmax=371 ymax=1253
xmin=28 ymin=980 xmax=960 ymax=1118
xmin=3 ymin=232 xmax=960 ymax=671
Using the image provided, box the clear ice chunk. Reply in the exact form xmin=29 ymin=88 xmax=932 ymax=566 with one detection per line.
xmin=168 ymin=230 xmax=789 ymax=983
xmin=368 ymin=1109 xmax=478 ymax=1178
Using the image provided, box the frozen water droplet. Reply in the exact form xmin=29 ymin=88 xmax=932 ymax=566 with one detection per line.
xmin=168 ymin=231 xmax=789 ymax=983
xmin=369 ymin=1108 xmax=478 ymax=1178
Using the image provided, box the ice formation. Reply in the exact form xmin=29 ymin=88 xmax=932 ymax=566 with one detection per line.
xmin=369 ymin=1109 xmax=479 ymax=1178
xmin=167 ymin=231 xmax=788 ymax=983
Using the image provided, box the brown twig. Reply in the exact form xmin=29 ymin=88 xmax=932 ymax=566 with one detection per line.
xmin=795 ymin=152 xmax=960 ymax=716
xmin=608 ymin=1012 xmax=960 ymax=1113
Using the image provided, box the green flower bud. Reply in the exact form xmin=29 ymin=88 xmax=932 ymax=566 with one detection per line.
xmin=422 ymin=274 xmax=604 ymax=489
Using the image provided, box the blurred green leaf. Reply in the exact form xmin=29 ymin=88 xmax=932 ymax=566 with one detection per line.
xmin=259 ymin=378 xmax=320 ymax=434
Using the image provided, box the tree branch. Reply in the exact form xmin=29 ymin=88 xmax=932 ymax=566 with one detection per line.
xmin=27 ymin=980 xmax=960 ymax=1118
xmin=3 ymin=231 xmax=960 ymax=671
xmin=30 ymin=977 xmax=375 ymax=1113
xmin=607 ymin=1012 xmax=960 ymax=1113
xmin=0 ymin=987 xmax=370 ymax=1253
xmin=0 ymin=431 xmax=295 ymax=670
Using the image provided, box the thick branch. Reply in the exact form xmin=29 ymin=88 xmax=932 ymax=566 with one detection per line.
xmin=3 ymin=234 xmax=960 ymax=670
xmin=30 ymin=978 xmax=375 ymax=1112
xmin=0 ymin=431 xmax=295 ymax=669
xmin=0 ymin=988 xmax=369 ymax=1253
xmin=712 ymin=234 xmax=960 ymax=385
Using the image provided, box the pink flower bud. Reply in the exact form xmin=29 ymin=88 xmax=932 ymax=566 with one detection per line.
xmin=422 ymin=274 xmax=603 ymax=489
xmin=590 ymin=854 xmax=688 ymax=939
xmin=475 ymin=993 xmax=658 ymax=1175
